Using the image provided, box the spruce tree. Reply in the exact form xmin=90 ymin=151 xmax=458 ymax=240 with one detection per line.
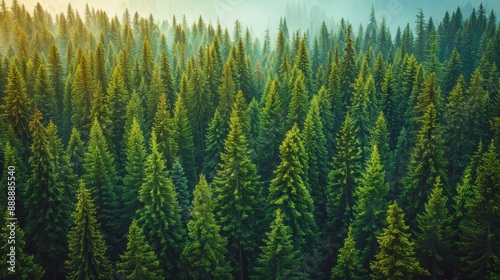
xmin=286 ymin=72 xmax=309 ymax=130
xmin=459 ymin=141 xmax=500 ymax=278
xmin=171 ymin=157 xmax=191 ymax=223
xmin=415 ymin=176 xmax=453 ymax=277
xmin=47 ymin=43 xmax=64 ymax=120
xmin=25 ymin=109 xmax=71 ymax=277
xmin=352 ymin=145 xmax=389 ymax=268
xmin=181 ymin=174 xmax=232 ymax=279
xmin=82 ymin=118 xmax=119 ymax=248
xmin=137 ymin=133 xmax=185 ymax=275
xmin=117 ymin=220 xmax=164 ymax=280
xmin=203 ymin=108 xmax=226 ymax=181
xmin=253 ymin=209 xmax=306 ymax=280
xmin=370 ymin=202 xmax=429 ymax=280
xmin=331 ymin=225 xmax=366 ymax=280
xmin=71 ymin=53 xmax=94 ymax=138
xmin=121 ymin=118 xmax=146 ymax=229
xmin=34 ymin=64 xmax=56 ymax=123
xmin=153 ymin=94 xmax=177 ymax=169
xmin=402 ymin=103 xmax=448 ymax=226
xmin=368 ymin=112 xmax=392 ymax=176
xmin=256 ymin=78 xmax=285 ymax=183
xmin=65 ymin=181 xmax=112 ymax=280
xmin=0 ymin=211 xmax=44 ymax=280
xmin=213 ymin=106 xmax=264 ymax=280
xmin=66 ymin=127 xmax=85 ymax=176
xmin=268 ymin=123 xmax=317 ymax=256
xmin=1 ymin=62 xmax=32 ymax=149
xmin=173 ymin=95 xmax=196 ymax=185
xmin=326 ymin=112 xmax=362 ymax=239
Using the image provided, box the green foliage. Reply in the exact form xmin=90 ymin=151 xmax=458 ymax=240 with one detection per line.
xmin=286 ymin=72 xmax=309 ymax=129
xmin=370 ymin=202 xmax=429 ymax=280
xmin=326 ymin=112 xmax=362 ymax=239
xmin=137 ymin=133 xmax=185 ymax=275
xmin=203 ymin=108 xmax=226 ymax=181
xmin=153 ymin=94 xmax=177 ymax=169
xmin=171 ymin=157 xmax=191 ymax=223
xmin=331 ymin=226 xmax=366 ymax=280
xmin=65 ymin=181 xmax=112 ymax=280
xmin=181 ymin=175 xmax=232 ymax=279
xmin=173 ymin=95 xmax=196 ymax=185
xmin=117 ymin=220 xmax=164 ymax=280
xmin=253 ymin=209 xmax=306 ymax=280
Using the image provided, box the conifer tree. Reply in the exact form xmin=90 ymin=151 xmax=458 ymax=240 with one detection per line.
xmin=368 ymin=112 xmax=392 ymax=175
xmin=326 ymin=112 xmax=362 ymax=239
xmin=331 ymin=225 xmax=366 ymax=280
xmin=137 ymin=133 xmax=185 ymax=275
xmin=340 ymin=24 xmax=357 ymax=97
xmin=415 ymin=176 xmax=453 ymax=277
xmin=0 ymin=211 xmax=44 ymax=280
xmin=286 ymin=72 xmax=309 ymax=129
xmin=349 ymin=73 xmax=371 ymax=153
xmin=181 ymin=174 xmax=232 ymax=279
xmin=82 ymin=118 xmax=119 ymax=247
xmin=203 ymin=108 xmax=226 ymax=181
xmin=107 ymin=64 xmax=130 ymax=153
xmin=352 ymin=145 xmax=389 ymax=267
xmin=294 ymin=37 xmax=313 ymax=94
xmin=370 ymin=202 xmax=429 ymax=280
xmin=459 ymin=141 xmax=500 ymax=278
xmin=256 ymin=78 xmax=285 ymax=183
xmin=34 ymin=64 xmax=56 ymax=123
xmin=117 ymin=220 xmax=164 ymax=280
xmin=153 ymin=94 xmax=177 ymax=169
xmin=213 ymin=106 xmax=264 ymax=280
xmin=1 ymin=62 xmax=32 ymax=149
xmin=302 ymin=96 xmax=329 ymax=226
xmin=247 ymin=98 xmax=260 ymax=156
xmin=66 ymin=127 xmax=85 ymax=176
xmin=253 ymin=209 xmax=306 ymax=280
xmin=402 ymin=103 xmax=448 ymax=226
xmin=25 ymin=109 xmax=71 ymax=276
xmin=121 ymin=118 xmax=146 ymax=228
xmin=442 ymin=48 xmax=462 ymax=96
xmin=173 ymin=95 xmax=196 ymax=185
xmin=47 ymin=43 xmax=64 ymax=119
xmin=65 ymin=181 xmax=112 ymax=280
xmin=71 ymin=54 xmax=95 ymax=138
xmin=268 ymin=124 xmax=317 ymax=255
xmin=171 ymin=157 xmax=191 ymax=223
xmin=218 ymin=61 xmax=236 ymax=122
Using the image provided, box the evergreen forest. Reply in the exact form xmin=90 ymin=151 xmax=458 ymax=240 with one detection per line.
xmin=0 ymin=1 xmax=500 ymax=279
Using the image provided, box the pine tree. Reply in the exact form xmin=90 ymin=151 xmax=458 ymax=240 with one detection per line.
xmin=34 ymin=64 xmax=56 ymax=123
xmin=82 ymin=118 xmax=119 ymax=248
xmin=65 ymin=181 xmax=112 ymax=280
xmin=171 ymin=157 xmax=191 ymax=223
xmin=326 ymin=112 xmax=362 ymax=239
xmin=71 ymin=53 xmax=95 ymax=138
xmin=203 ymin=108 xmax=226 ymax=181
xmin=415 ymin=176 xmax=453 ymax=277
xmin=121 ymin=118 xmax=146 ymax=229
xmin=218 ymin=61 xmax=236 ymax=122
xmin=153 ymin=94 xmax=177 ymax=169
xmin=368 ymin=112 xmax=392 ymax=176
xmin=331 ymin=225 xmax=366 ymax=280
xmin=25 ymin=109 xmax=71 ymax=277
xmin=459 ymin=141 xmax=500 ymax=278
xmin=293 ymin=37 xmax=313 ymax=94
xmin=402 ymin=103 xmax=448 ymax=226
xmin=66 ymin=127 xmax=85 ymax=176
xmin=181 ymin=174 xmax=232 ymax=279
xmin=256 ymin=78 xmax=285 ymax=183
xmin=117 ymin=220 xmax=164 ymax=280
xmin=1 ymin=62 xmax=32 ymax=149
xmin=0 ymin=211 xmax=44 ymax=280
xmin=107 ymin=64 xmax=130 ymax=155
xmin=173 ymin=95 xmax=196 ymax=185
xmin=340 ymin=24 xmax=357 ymax=97
xmin=268 ymin=123 xmax=317 ymax=256
xmin=370 ymin=202 xmax=429 ymax=280
xmin=47 ymin=43 xmax=64 ymax=120
xmin=137 ymin=133 xmax=185 ymax=275
xmin=213 ymin=106 xmax=264 ymax=280
xmin=286 ymin=72 xmax=309 ymax=129
xmin=302 ymin=96 xmax=329 ymax=226
xmin=253 ymin=209 xmax=306 ymax=280
xmin=352 ymin=145 xmax=389 ymax=268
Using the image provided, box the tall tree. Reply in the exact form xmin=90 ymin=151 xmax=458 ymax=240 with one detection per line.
xmin=71 ymin=53 xmax=94 ymax=138
xmin=66 ymin=127 xmax=85 ymax=177
xmin=181 ymin=174 xmax=232 ymax=279
xmin=286 ymin=72 xmax=309 ymax=129
xmin=331 ymin=225 xmax=366 ymax=280
xmin=172 ymin=95 xmax=196 ymax=185
xmin=171 ymin=157 xmax=191 ymax=223
xmin=370 ymin=202 xmax=429 ymax=279
xmin=153 ymin=94 xmax=177 ymax=169
xmin=117 ymin=220 xmax=164 ymax=280
xmin=253 ymin=209 xmax=306 ymax=280
xmin=25 ymin=110 xmax=71 ymax=278
xmin=137 ymin=133 xmax=185 ymax=275
xmin=203 ymin=108 xmax=226 ymax=181
xmin=65 ymin=181 xmax=112 ymax=280
xmin=326 ymin=112 xmax=362 ymax=240
xmin=213 ymin=107 xmax=264 ymax=280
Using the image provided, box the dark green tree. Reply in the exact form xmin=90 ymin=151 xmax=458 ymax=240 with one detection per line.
xmin=286 ymin=72 xmax=309 ymax=129
xmin=326 ymin=112 xmax=362 ymax=239
xmin=65 ymin=181 xmax=112 ymax=280
xmin=171 ymin=157 xmax=191 ymax=223
xmin=71 ymin=54 xmax=94 ymax=138
xmin=137 ymin=133 xmax=185 ymax=275
xmin=370 ymin=202 xmax=429 ymax=280
xmin=253 ymin=209 xmax=306 ymax=280
xmin=34 ymin=64 xmax=56 ymax=123
xmin=331 ymin=225 xmax=366 ymax=280
xmin=153 ymin=94 xmax=177 ymax=169
xmin=173 ymin=95 xmax=196 ymax=185
xmin=117 ymin=220 xmax=164 ymax=280
xmin=203 ymin=108 xmax=226 ymax=181
xmin=66 ymin=127 xmax=85 ymax=176
xmin=181 ymin=174 xmax=232 ymax=279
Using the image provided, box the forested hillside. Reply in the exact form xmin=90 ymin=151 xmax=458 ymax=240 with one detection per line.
xmin=0 ymin=1 xmax=499 ymax=279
